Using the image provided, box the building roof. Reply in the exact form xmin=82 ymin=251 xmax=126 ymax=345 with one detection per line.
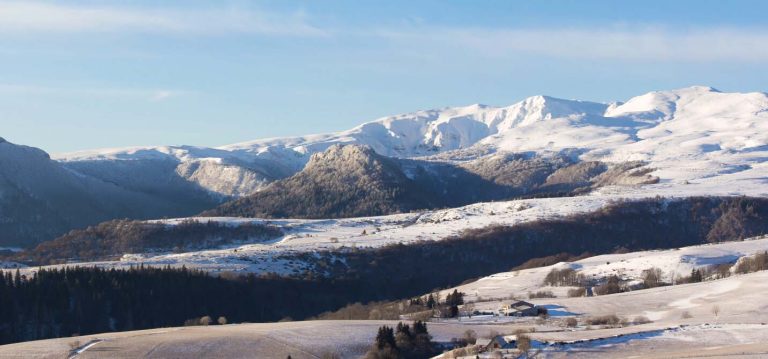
xmin=503 ymin=300 xmax=535 ymax=310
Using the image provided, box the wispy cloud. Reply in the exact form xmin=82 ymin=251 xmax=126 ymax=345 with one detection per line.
xmin=150 ymin=90 xmax=176 ymax=102
xmin=0 ymin=84 xmax=189 ymax=102
xmin=375 ymin=25 xmax=768 ymax=62
xmin=0 ymin=2 xmax=326 ymax=36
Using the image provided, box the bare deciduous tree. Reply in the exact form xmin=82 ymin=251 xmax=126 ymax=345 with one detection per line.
xmin=199 ymin=316 xmax=212 ymax=326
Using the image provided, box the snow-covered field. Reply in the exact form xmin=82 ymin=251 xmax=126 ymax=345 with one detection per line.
xmin=415 ymin=239 xmax=768 ymax=357
xmin=3 ymin=270 xmax=768 ymax=358
xmin=437 ymin=236 xmax=768 ymax=304
xmin=0 ymin=320 xmax=525 ymax=359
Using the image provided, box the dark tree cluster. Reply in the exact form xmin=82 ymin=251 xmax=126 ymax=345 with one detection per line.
xmin=366 ymin=321 xmax=436 ymax=359
xmin=408 ymin=294 xmax=437 ymax=310
xmin=444 ymin=290 xmax=465 ymax=318
xmin=689 ymin=268 xmax=704 ymax=283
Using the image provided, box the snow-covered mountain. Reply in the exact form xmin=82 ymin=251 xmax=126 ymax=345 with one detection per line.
xmin=55 ymin=86 xmax=768 ymax=197
xmin=0 ymin=138 xmax=221 ymax=247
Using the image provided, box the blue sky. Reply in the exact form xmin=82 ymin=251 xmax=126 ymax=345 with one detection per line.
xmin=1 ymin=0 xmax=767 ymax=153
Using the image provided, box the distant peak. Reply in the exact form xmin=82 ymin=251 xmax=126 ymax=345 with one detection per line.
xmin=520 ymin=94 xmax=593 ymax=106
xmin=524 ymin=95 xmax=548 ymax=103
xmin=671 ymin=85 xmax=720 ymax=93
xmin=309 ymin=144 xmax=377 ymax=163
xmin=0 ymin=137 xmax=5 ymax=144
xmin=664 ymin=85 xmax=721 ymax=95
xmin=687 ymin=85 xmax=720 ymax=93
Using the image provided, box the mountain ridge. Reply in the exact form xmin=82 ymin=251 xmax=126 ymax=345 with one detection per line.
xmin=56 ymin=86 xmax=767 ymax=162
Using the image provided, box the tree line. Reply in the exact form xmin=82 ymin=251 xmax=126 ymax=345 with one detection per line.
xmin=0 ymin=266 xmax=368 ymax=344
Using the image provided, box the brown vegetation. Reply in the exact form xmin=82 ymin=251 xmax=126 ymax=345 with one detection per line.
xmin=14 ymin=219 xmax=282 ymax=264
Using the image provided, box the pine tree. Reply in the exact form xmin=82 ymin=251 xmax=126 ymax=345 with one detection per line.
xmin=374 ymin=325 xmax=396 ymax=350
xmin=690 ymin=268 xmax=703 ymax=283
xmin=426 ymin=294 xmax=436 ymax=309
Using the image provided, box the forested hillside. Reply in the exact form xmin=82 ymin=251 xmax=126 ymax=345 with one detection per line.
xmin=14 ymin=220 xmax=282 ymax=264
xmin=204 ymin=144 xmax=655 ymax=219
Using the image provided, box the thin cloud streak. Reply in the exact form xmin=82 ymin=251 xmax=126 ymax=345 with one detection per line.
xmin=376 ymin=26 xmax=768 ymax=62
xmin=0 ymin=2 xmax=327 ymax=37
xmin=0 ymin=84 xmax=189 ymax=102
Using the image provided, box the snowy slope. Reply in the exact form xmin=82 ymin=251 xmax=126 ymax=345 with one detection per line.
xmin=438 ymin=235 xmax=768 ymax=304
xmin=220 ymin=95 xmax=609 ymax=158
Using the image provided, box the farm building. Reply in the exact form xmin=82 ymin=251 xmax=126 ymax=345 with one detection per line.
xmin=476 ymin=335 xmax=517 ymax=350
xmin=499 ymin=300 xmax=539 ymax=316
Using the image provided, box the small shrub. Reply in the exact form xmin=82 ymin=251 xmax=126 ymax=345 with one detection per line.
xmin=512 ymin=328 xmax=534 ymax=335
xmin=594 ymin=276 xmax=623 ymax=295
xmin=641 ymin=267 xmax=665 ymax=288
xmin=528 ymin=290 xmax=555 ymax=299
xmin=199 ymin=316 xmax=212 ymax=326
xmin=712 ymin=305 xmax=721 ymax=318
xmin=632 ymin=315 xmax=651 ymax=325
xmin=586 ymin=314 xmax=621 ymax=327
xmin=567 ymin=287 xmax=586 ymax=297
xmin=516 ymin=334 xmax=531 ymax=352
xmin=321 ymin=352 xmax=341 ymax=359
xmin=537 ymin=307 xmax=549 ymax=317
xmin=565 ymin=317 xmax=578 ymax=327
xmin=463 ymin=329 xmax=477 ymax=345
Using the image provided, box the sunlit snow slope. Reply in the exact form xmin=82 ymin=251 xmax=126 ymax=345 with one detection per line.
xmin=55 ymin=86 xmax=768 ymax=195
